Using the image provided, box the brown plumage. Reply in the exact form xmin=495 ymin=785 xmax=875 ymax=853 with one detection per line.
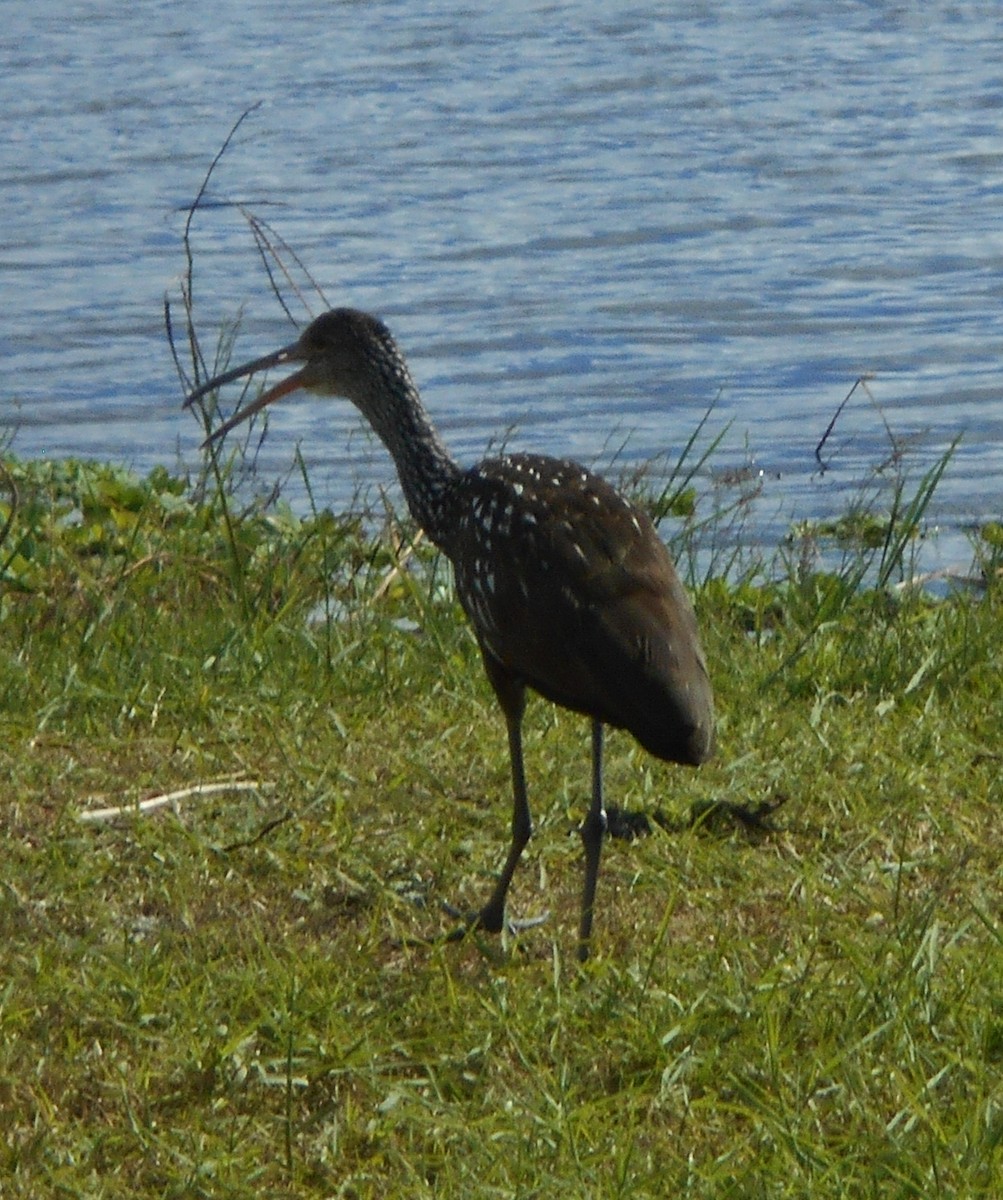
xmin=185 ymin=308 xmax=714 ymax=960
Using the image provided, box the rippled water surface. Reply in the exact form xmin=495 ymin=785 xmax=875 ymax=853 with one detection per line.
xmin=3 ymin=1 xmax=1002 ymax=564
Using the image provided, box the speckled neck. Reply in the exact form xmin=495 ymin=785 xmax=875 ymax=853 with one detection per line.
xmin=351 ymin=326 xmax=462 ymax=550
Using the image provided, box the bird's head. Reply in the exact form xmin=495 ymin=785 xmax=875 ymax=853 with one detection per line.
xmin=184 ymin=308 xmax=397 ymax=445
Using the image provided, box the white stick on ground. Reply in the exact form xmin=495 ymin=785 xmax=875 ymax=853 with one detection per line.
xmin=78 ymin=780 xmax=270 ymax=824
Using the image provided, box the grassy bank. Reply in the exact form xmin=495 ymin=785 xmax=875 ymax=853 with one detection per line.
xmin=1 ymin=453 xmax=1001 ymax=1198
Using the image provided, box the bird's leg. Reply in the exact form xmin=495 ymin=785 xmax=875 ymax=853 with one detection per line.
xmin=473 ymin=710 xmax=536 ymax=933
xmin=443 ymin=659 xmax=547 ymax=940
xmin=578 ymin=719 xmax=608 ymax=962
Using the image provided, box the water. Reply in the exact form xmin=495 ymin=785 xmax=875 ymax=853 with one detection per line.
xmin=3 ymin=0 xmax=1002 ymax=569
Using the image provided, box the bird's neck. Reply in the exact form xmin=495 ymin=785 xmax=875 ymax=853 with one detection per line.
xmin=359 ymin=370 xmax=462 ymax=550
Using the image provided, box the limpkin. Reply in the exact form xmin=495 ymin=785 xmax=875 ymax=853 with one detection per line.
xmin=185 ymin=308 xmax=714 ymax=960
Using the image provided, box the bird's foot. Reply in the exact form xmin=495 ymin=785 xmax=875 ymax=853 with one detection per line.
xmin=440 ymin=900 xmax=550 ymax=941
xmin=506 ymin=911 xmax=551 ymax=933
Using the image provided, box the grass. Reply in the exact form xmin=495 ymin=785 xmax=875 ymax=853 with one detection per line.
xmin=1 ymin=447 xmax=1001 ymax=1199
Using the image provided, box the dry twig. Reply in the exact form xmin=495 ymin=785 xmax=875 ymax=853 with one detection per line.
xmin=79 ymin=780 xmax=272 ymax=824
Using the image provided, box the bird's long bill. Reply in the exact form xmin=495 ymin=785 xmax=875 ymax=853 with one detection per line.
xmin=183 ymin=341 xmax=306 ymax=446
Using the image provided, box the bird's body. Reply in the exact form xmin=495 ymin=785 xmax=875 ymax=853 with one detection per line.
xmin=186 ymin=308 xmax=714 ymax=959
xmin=445 ymin=453 xmax=711 ymax=766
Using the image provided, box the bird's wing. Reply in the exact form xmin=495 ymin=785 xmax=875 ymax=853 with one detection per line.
xmin=453 ymin=460 xmax=713 ymax=763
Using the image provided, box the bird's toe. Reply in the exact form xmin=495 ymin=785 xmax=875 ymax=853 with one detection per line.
xmin=439 ymin=899 xmax=548 ymax=940
xmin=504 ymin=910 xmax=550 ymax=934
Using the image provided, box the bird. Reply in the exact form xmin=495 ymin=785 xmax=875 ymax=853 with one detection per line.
xmin=185 ymin=308 xmax=714 ymax=961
